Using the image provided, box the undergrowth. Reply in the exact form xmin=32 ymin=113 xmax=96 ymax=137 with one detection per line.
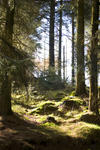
xmin=11 ymin=90 xmax=100 ymax=147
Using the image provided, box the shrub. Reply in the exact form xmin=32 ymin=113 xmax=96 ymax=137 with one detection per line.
xmin=36 ymin=69 xmax=65 ymax=90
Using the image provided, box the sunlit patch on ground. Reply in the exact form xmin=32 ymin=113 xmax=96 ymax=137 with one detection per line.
xmin=0 ymin=92 xmax=99 ymax=150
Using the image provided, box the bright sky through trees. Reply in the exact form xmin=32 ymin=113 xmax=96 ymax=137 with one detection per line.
xmin=35 ymin=20 xmax=72 ymax=81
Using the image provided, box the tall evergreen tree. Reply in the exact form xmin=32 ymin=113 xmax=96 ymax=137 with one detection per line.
xmin=89 ymin=0 xmax=99 ymax=114
xmin=71 ymin=10 xmax=75 ymax=85
xmin=0 ymin=0 xmax=15 ymax=115
xmin=58 ymin=0 xmax=63 ymax=78
xmin=75 ymin=0 xmax=86 ymax=95
xmin=49 ymin=0 xmax=55 ymax=68
xmin=0 ymin=0 xmax=43 ymax=115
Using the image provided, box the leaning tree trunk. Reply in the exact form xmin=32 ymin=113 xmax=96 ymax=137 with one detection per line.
xmin=0 ymin=0 xmax=15 ymax=115
xmin=49 ymin=0 xmax=55 ymax=68
xmin=75 ymin=0 xmax=86 ymax=95
xmin=58 ymin=0 xmax=62 ymax=78
xmin=89 ymin=0 xmax=99 ymax=114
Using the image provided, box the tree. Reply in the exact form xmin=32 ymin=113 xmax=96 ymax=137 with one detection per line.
xmin=58 ymin=0 xmax=63 ymax=78
xmin=0 ymin=0 xmax=43 ymax=115
xmin=49 ymin=0 xmax=55 ymax=68
xmin=0 ymin=0 xmax=15 ymax=115
xmin=63 ymin=45 xmax=65 ymax=80
xmin=75 ymin=0 xmax=86 ymax=95
xmin=89 ymin=0 xmax=99 ymax=114
xmin=71 ymin=10 xmax=75 ymax=85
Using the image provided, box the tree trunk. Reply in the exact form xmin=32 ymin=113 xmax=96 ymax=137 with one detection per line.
xmin=0 ymin=74 xmax=12 ymax=115
xmin=72 ymin=11 xmax=75 ymax=85
xmin=89 ymin=0 xmax=99 ymax=114
xmin=49 ymin=0 xmax=55 ymax=68
xmin=75 ymin=0 xmax=86 ymax=95
xmin=63 ymin=46 xmax=65 ymax=81
xmin=58 ymin=0 xmax=62 ymax=78
xmin=0 ymin=0 xmax=15 ymax=115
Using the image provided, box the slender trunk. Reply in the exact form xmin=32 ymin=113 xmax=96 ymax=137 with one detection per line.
xmin=76 ymin=0 xmax=86 ymax=95
xmin=58 ymin=0 xmax=62 ymax=77
xmin=49 ymin=0 xmax=55 ymax=68
xmin=72 ymin=11 xmax=75 ymax=85
xmin=63 ymin=46 xmax=65 ymax=81
xmin=89 ymin=0 xmax=99 ymax=114
xmin=66 ymin=40 xmax=67 ymax=80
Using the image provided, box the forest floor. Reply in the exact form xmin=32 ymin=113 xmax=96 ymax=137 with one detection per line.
xmin=0 ymin=90 xmax=100 ymax=150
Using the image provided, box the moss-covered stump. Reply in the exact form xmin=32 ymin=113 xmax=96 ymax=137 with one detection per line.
xmin=60 ymin=96 xmax=87 ymax=111
xmin=60 ymin=100 xmax=80 ymax=110
xmin=59 ymin=96 xmax=84 ymax=111
xmin=30 ymin=101 xmax=58 ymax=115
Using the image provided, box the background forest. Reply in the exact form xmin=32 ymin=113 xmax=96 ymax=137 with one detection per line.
xmin=0 ymin=0 xmax=100 ymax=150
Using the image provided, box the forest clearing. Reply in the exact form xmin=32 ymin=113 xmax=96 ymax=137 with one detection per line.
xmin=0 ymin=0 xmax=100 ymax=149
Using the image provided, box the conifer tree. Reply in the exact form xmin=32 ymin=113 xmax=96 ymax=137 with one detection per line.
xmin=49 ymin=0 xmax=55 ymax=68
xmin=89 ymin=0 xmax=99 ymax=114
xmin=75 ymin=0 xmax=86 ymax=95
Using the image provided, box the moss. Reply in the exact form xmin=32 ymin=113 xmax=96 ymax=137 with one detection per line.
xmin=42 ymin=122 xmax=57 ymax=128
xmin=61 ymin=96 xmax=69 ymax=101
xmin=80 ymin=113 xmax=100 ymax=126
xmin=61 ymin=96 xmax=84 ymax=105
xmin=70 ymin=91 xmax=76 ymax=96
xmin=60 ymin=96 xmax=85 ymax=111
xmin=30 ymin=101 xmax=58 ymax=115
xmin=76 ymin=122 xmax=100 ymax=140
xmin=38 ymin=115 xmax=47 ymax=122
xmin=12 ymin=104 xmax=26 ymax=115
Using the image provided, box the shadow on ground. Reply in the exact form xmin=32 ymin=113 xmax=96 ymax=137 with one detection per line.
xmin=0 ymin=113 xmax=100 ymax=150
xmin=80 ymin=113 xmax=100 ymax=126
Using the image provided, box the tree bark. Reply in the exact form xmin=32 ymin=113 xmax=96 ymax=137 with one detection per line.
xmin=0 ymin=73 xmax=12 ymax=115
xmin=72 ymin=11 xmax=75 ymax=85
xmin=0 ymin=0 xmax=15 ymax=115
xmin=89 ymin=0 xmax=99 ymax=114
xmin=58 ymin=0 xmax=62 ymax=78
xmin=49 ymin=0 xmax=55 ymax=68
xmin=75 ymin=0 xmax=86 ymax=95
xmin=63 ymin=46 xmax=65 ymax=80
